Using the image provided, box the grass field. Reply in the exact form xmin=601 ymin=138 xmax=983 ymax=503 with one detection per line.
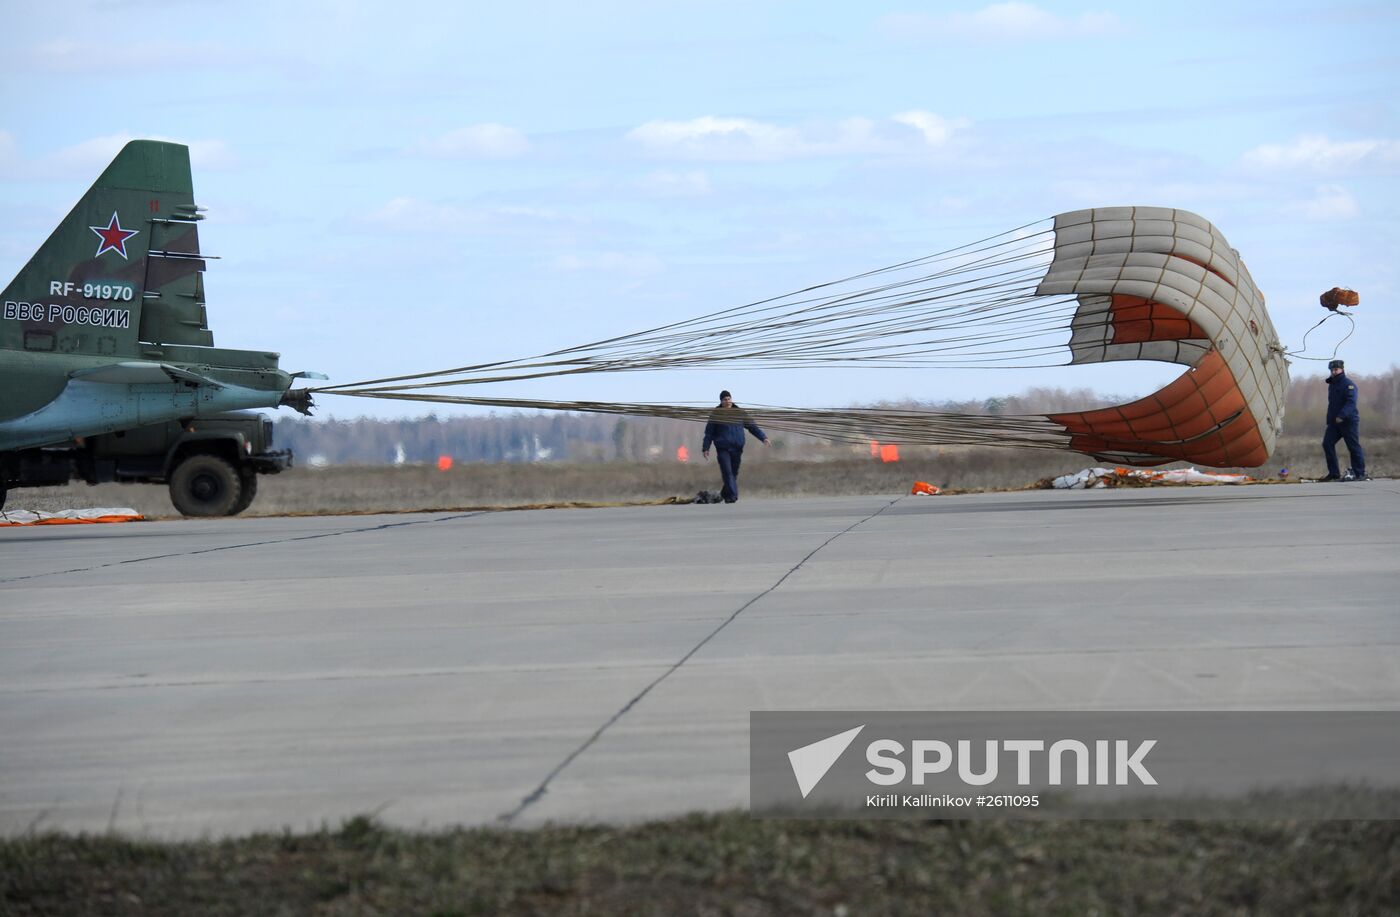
xmin=3 ymin=811 xmax=1397 ymax=916
xmin=8 ymin=434 xmax=1394 ymax=519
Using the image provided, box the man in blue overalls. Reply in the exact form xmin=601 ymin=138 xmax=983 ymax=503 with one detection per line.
xmin=1320 ymin=359 xmax=1367 ymax=481
xmin=702 ymin=390 xmax=769 ymax=503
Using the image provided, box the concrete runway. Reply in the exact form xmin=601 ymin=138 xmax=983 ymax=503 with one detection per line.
xmin=1 ymin=482 xmax=1397 ymax=837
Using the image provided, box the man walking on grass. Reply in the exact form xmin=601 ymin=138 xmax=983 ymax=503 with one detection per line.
xmin=702 ymin=390 xmax=769 ymax=503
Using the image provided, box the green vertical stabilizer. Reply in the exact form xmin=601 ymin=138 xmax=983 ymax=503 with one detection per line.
xmin=1 ymin=140 xmax=213 ymax=357
xmin=93 ymin=140 xmax=195 ymax=195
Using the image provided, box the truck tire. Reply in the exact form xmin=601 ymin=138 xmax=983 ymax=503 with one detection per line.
xmin=169 ymin=454 xmax=243 ymax=517
xmin=230 ymin=469 xmax=258 ymax=516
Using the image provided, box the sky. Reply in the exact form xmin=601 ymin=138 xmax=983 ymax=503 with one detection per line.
xmin=1 ymin=0 xmax=1397 ymax=420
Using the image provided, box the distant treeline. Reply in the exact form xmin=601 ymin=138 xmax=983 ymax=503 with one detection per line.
xmin=275 ymin=370 xmax=1399 ymax=466
xmin=1282 ymin=366 xmax=1399 ymax=430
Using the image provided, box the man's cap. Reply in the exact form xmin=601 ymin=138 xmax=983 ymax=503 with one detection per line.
xmin=719 ymin=390 xmax=732 ymax=399
xmin=1329 ymin=359 xmax=1345 ymax=370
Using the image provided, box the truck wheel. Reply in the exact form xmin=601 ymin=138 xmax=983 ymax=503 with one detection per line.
xmin=169 ymin=454 xmax=243 ymax=517
xmin=230 ymin=470 xmax=258 ymax=516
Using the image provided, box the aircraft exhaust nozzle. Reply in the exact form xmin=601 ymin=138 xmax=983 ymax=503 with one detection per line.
xmin=280 ymin=388 xmax=315 ymax=416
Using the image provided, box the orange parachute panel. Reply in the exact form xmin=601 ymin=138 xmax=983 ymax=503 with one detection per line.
xmin=1035 ymin=207 xmax=1289 ymax=467
xmin=1050 ymin=350 xmax=1268 ymax=467
xmin=1104 ymin=295 xmax=1208 ymax=345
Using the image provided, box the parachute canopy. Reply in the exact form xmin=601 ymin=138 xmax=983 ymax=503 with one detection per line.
xmin=318 ymin=206 xmax=1289 ymax=468
xmin=1034 ymin=207 xmax=1287 ymax=467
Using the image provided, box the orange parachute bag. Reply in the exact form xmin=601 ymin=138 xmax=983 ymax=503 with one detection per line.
xmin=1320 ymin=287 xmax=1359 ymax=311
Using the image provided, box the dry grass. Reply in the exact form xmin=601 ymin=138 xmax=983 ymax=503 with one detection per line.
xmin=7 ymin=435 xmax=1393 ymax=518
xmin=3 ymin=810 xmax=1397 ymax=916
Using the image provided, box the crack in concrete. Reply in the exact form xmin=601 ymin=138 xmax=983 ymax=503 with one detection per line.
xmin=497 ymin=497 xmax=904 ymax=824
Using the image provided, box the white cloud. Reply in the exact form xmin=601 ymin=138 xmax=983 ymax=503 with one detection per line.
xmin=50 ymin=135 xmax=131 ymax=172
xmin=1242 ymin=134 xmax=1400 ymax=172
xmin=893 ymin=111 xmax=970 ymax=146
xmin=627 ymin=113 xmax=967 ymax=161
xmin=627 ymin=116 xmax=806 ymax=161
xmin=879 ymin=3 xmax=1123 ymax=43
xmin=414 ymin=124 xmax=530 ymax=159
xmin=551 ymin=251 xmax=664 ymax=275
xmin=1293 ymin=185 xmax=1361 ymax=221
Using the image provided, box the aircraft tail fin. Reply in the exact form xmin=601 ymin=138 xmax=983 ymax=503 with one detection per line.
xmin=2 ymin=140 xmax=215 ymax=357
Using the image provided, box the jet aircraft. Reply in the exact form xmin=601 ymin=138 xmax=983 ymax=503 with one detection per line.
xmin=0 ymin=140 xmax=320 ymax=505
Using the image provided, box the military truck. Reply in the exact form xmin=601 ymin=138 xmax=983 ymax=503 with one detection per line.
xmin=0 ymin=412 xmax=289 ymax=516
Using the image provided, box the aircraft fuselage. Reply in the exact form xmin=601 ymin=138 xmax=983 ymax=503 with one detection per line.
xmin=0 ymin=346 xmax=293 ymax=452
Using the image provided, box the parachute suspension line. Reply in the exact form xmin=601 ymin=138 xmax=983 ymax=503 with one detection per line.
xmin=316 ymin=219 xmax=1056 ymax=393
xmin=328 ymin=293 xmax=1084 ymax=395
xmin=313 ymin=223 xmax=1068 ymax=394
xmin=324 ymin=390 xmax=1074 ymax=452
xmin=1285 ymin=312 xmax=1356 ymax=362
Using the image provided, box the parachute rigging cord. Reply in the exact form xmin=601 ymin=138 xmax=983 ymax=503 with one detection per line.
xmin=312 ymin=207 xmax=1292 ymax=467
xmin=1286 ymin=311 xmax=1355 ymax=362
xmin=339 ymin=391 xmax=1074 ymax=450
xmin=314 ymin=219 xmax=1106 ymax=449
xmin=317 ymin=219 xmax=1073 ymax=393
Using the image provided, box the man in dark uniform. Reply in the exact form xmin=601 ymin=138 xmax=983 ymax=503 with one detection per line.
xmin=702 ymin=390 xmax=769 ymax=503
xmin=1320 ymin=359 xmax=1367 ymax=481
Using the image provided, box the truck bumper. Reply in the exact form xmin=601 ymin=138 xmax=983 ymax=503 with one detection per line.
xmin=251 ymin=450 xmax=293 ymax=474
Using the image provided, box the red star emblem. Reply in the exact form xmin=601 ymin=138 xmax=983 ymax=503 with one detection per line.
xmin=89 ymin=212 xmax=140 ymax=259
